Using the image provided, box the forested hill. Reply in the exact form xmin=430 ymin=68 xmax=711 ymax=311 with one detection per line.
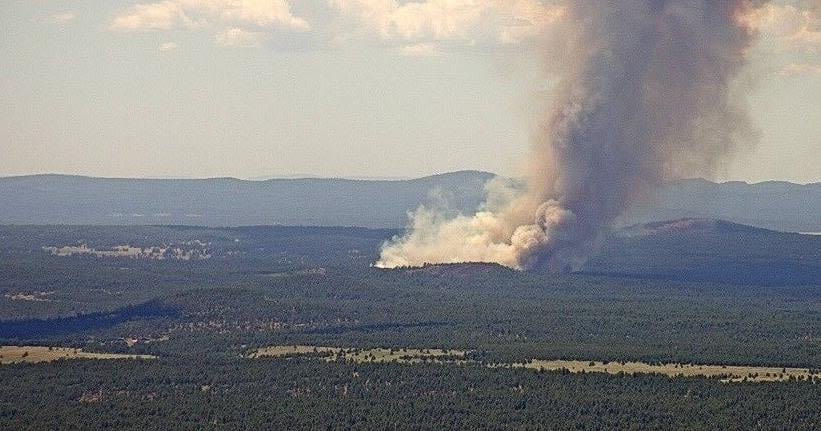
xmin=1 ymin=172 xmax=819 ymax=231
xmin=621 ymin=178 xmax=821 ymax=233
xmin=585 ymin=219 xmax=821 ymax=286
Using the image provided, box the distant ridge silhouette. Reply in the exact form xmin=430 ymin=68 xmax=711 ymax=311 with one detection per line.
xmin=0 ymin=171 xmax=818 ymax=232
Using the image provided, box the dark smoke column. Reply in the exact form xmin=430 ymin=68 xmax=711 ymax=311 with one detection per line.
xmin=377 ymin=1 xmax=765 ymax=272
xmin=525 ymin=0 xmax=763 ymax=271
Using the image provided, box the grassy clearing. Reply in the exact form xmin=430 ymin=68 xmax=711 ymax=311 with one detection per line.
xmin=249 ymin=345 xmax=819 ymax=383
xmin=521 ymin=360 xmax=819 ymax=383
xmin=249 ymin=345 xmax=467 ymax=364
xmin=0 ymin=346 xmax=156 ymax=364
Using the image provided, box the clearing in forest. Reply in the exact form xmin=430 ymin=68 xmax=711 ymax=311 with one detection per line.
xmin=249 ymin=345 xmax=819 ymax=383
xmin=0 ymin=346 xmax=156 ymax=364
xmin=249 ymin=345 xmax=467 ymax=363
xmin=521 ymin=359 xmax=818 ymax=383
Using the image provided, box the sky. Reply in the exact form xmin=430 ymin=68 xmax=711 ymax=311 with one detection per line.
xmin=1 ymin=0 xmax=820 ymax=184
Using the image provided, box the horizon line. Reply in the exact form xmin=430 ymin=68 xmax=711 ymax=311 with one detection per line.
xmin=0 ymin=171 xmax=818 ymax=186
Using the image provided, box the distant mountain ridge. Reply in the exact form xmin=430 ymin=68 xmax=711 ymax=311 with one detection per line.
xmin=1 ymin=171 xmax=819 ymax=232
xmin=0 ymin=171 xmax=494 ymax=229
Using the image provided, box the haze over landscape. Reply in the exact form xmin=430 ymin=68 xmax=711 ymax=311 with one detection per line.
xmin=1 ymin=1 xmax=820 ymax=429
xmin=1 ymin=172 xmax=819 ymax=233
xmin=1 ymin=0 xmax=820 ymax=184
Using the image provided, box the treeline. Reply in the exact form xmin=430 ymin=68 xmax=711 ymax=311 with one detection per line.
xmin=0 ymin=359 xmax=819 ymax=430
xmin=4 ymin=266 xmax=820 ymax=368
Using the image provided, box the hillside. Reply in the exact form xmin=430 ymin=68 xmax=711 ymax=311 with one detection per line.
xmin=622 ymin=179 xmax=821 ymax=233
xmin=585 ymin=218 xmax=821 ymax=286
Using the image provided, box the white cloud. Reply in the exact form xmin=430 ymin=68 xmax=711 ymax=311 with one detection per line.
xmin=110 ymin=0 xmax=309 ymax=33
xmin=215 ymin=27 xmax=265 ymax=47
xmin=778 ymin=62 xmax=821 ymax=76
xmin=330 ymin=0 xmax=565 ymax=46
xmin=208 ymin=0 xmax=309 ymax=29
xmin=740 ymin=3 xmax=821 ymax=78
xmin=111 ymin=1 xmax=196 ymax=31
xmin=159 ymin=41 xmax=179 ymax=51
xmin=743 ymin=3 xmax=821 ymax=52
xmin=51 ymin=12 xmax=76 ymax=24
xmin=109 ymin=0 xmax=562 ymax=51
xmin=399 ymin=42 xmax=440 ymax=56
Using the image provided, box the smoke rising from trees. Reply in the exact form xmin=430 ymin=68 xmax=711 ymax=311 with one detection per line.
xmin=377 ymin=0 xmax=766 ymax=272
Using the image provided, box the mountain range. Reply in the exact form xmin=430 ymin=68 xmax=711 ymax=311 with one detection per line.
xmin=1 ymin=171 xmax=818 ymax=232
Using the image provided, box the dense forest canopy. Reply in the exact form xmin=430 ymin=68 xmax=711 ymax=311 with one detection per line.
xmin=0 ymin=224 xmax=818 ymax=429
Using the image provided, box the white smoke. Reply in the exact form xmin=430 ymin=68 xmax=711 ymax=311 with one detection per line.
xmin=377 ymin=0 xmax=768 ymax=272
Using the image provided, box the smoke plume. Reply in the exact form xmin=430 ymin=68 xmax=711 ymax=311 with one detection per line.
xmin=377 ymin=0 xmax=766 ymax=272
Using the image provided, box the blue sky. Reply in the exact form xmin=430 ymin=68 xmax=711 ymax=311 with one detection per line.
xmin=1 ymin=0 xmax=820 ymax=183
